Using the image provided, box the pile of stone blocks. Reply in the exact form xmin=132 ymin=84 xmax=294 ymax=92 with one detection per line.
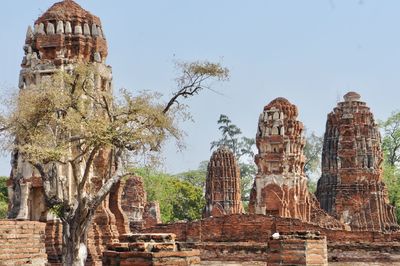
xmin=103 ymin=233 xmax=200 ymax=266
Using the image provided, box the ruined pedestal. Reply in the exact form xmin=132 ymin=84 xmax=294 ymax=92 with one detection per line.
xmin=316 ymin=92 xmax=398 ymax=231
xmin=103 ymin=233 xmax=200 ymax=266
xmin=203 ymin=147 xmax=244 ymax=218
xmin=268 ymin=232 xmax=328 ymax=266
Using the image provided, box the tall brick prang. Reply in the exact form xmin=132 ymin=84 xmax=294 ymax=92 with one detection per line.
xmin=7 ymin=1 xmax=129 ymax=264
xmin=203 ymin=147 xmax=244 ymax=218
xmin=248 ymin=98 xmax=343 ymax=229
xmin=316 ymin=91 xmax=399 ymax=231
xmin=249 ymin=97 xmax=311 ymax=220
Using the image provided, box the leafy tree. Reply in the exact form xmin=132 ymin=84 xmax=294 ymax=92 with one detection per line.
xmin=380 ymin=112 xmax=400 ymax=224
xmin=0 ymin=61 xmax=228 ymax=265
xmin=136 ymin=167 xmax=205 ymax=223
xmin=304 ymin=131 xmax=323 ymax=180
xmin=382 ymin=161 xmax=400 ymax=222
xmin=381 ymin=111 xmax=400 ymax=166
xmin=210 ymin=114 xmax=255 ymax=160
xmin=303 ymin=131 xmax=323 ymax=194
xmin=170 ymin=179 xmax=205 ymax=221
xmin=210 ymin=114 xmax=256 ymax=203
xmin=175 ymin=167 xmax=207 ymax=188
xmin=0 ymin=176 xmax=8 ymax=219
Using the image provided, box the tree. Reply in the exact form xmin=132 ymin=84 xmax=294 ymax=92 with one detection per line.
xmin=210 ymin=114 xmax=255 ymax=160
xmin=0 ymin=176 xmax=7 ymax=219
xmin=175 ymin=161 xmax=208 ymax=188
xmin=210 ymin=114 xmax=256 ymax=203
xmin=0 ymin=61 xmax=228 ymax=265
xmin=383 ymin=161 xmax=400 ymax=222
xmin=381 ymin=111 xmax=400 ymax=166
xmin=380 ymin=111 xmax=400 ymax=224
xmin=137 ymin=167 xmax=205 ymax=223
xmin=303 ymin=131 xmax=323 ymax=193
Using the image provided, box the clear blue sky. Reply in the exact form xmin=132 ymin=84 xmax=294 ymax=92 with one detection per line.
xmin=1 ymin=0 xmax=400 ymax=176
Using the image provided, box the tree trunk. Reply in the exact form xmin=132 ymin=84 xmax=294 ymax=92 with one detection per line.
xmin=62 ymin=214 xmax=92 ymax=266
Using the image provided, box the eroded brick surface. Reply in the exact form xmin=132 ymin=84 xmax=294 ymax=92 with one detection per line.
xmin=103 ymin=233 xmax=200 ymax=265
xmin=203 ymin=147 xmax=243 ymax=218
xmin=0 ymin=220 xmax=48 ymax=266
xmin=121 ymin=175 xmax=162 ymax=232
xmin=248 ymin=98 xmax=343 ymax=229
xmin=316 ymin=91 xmax=399 ymax=232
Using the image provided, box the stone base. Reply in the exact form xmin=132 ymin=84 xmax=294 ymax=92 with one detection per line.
xmin=268 ymin=232 xmax=328 ymax=266
xmin=103 ymin=233 xmax=200 ymax=266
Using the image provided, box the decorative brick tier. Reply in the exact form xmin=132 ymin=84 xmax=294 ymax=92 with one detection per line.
xmin=103 ymin=233 xmax=200 ymax=266
xmin=0 ymin=220 xmax=47 ymax=266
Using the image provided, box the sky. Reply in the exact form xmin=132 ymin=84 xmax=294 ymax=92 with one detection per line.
xmin=1 ymin=0 xmax=400 ymax=176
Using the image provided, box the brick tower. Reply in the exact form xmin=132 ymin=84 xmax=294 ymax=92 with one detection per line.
xmin=249 ymin=98 xmax=344 ymax=229
xmin=316 ymin=92 xmax=398 ymax=231
xmin=7 ymin=1 xmax=129 ymax=263
xmin=203 ymin=146 xmax=244 ymax=218
xmin=248 ymin=98 xmax=312 ymax=220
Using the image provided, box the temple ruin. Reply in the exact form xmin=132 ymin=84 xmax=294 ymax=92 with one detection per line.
xmin=316 ymin=91 xmax=399 ymax=232
xmin=6 ymin=1 xmax=130 ymax=264
xmin=121 ymin=175 xmax=162 ymax=232
xmin=8 ymin=0 xmax=110 ymax=222
xmin=2 ymin=0 xmax=400 ymax=265
xmin=248 ymin=98 xmax=343 ymax=229
xmin=249 ymin=97 xmax=311 ymax=219
xmin=203 ymin=146 xmax=244 ymax=218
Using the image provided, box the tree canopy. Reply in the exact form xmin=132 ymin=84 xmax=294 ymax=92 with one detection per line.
xmin=0 ymin=60 xmax=228 ymax=265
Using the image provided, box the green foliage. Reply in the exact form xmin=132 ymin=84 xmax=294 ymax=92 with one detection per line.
xmin=210 ymin=114 xmax=255 ymax=160
xmin=304 ymin=131 xmax=323 ymax=180
xmin=383 ymin=161 xmax=400 ymax=222
xmin=175 ymin=168 xmax=206 ymax=188
xmin=381 ymin=111 xmax=400 ymax=166
xmin=380 ymin=112 xmax=400 ymax=224
xmin=307 ymin=179 xmax=317 ymax=194
xmin=239 ymin=162 xmax=256 ymax=201
xmin=136 ymin=168 xmax=205 ymax=223
xmin=0 ymin=176 xmax=8 ymax=219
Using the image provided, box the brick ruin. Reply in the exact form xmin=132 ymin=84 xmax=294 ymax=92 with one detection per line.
xmin=249 ymin=97 xmax=309 ymax=219
xmin=143 ymin=95 xmax=400 ymax=264
xmin=103 ymin=233 xmax=200 ymax=265
xmin=8 ymin=0 xmax=111 ymax=221
xmin=248 ymin=97 xmax=343 ymax=229
xmin=316 ymin=91 xmax=399 ymax=232
xmin=2 ymin=1 xmax=400 ymax=265
xmin=5 ymin=1 xmax=130 ymax=264
xmin=121 ymin=175 xmax=162 ymax=232
xmin=203 ymin=146 xmax=244 ymax=218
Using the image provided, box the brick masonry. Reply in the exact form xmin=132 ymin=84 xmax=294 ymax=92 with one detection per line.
xmin=316 ymin=92 xmax=398 ymax=232
xmin=0 ymin=220 xmax=47 ymax=266
xmin=203 ymin=147 xmax=243 ymax=218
